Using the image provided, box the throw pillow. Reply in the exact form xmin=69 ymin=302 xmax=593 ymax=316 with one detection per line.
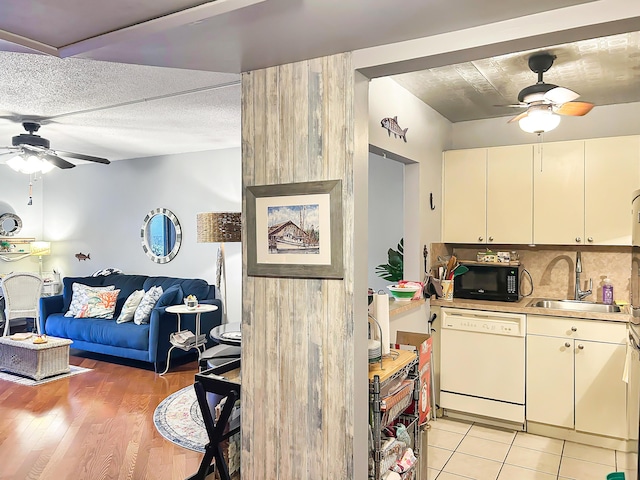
xmin=116 ymin=289 xmax=145 ymax=324
xmin=156 ymin=284 xmax=183 ymax=309
xmin=134 ymin=286 xmax=164 ymax=325
xmin=65 ymin=283 xmax=116 ymax=317
xmin=75 ymin=289 xmax=121 ymax=319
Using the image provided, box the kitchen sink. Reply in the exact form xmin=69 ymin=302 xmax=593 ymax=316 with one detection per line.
xmin=526 ymin=299 xmax=621 ymax=313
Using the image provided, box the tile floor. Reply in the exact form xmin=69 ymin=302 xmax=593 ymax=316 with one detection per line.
xmin=427 ymin=418 xmax=638 ymax=480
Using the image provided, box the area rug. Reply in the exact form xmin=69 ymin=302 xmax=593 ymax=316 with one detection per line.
xmin=0 ymin=365 xmax=91 ymax=386
xmin=154 ymin=385 xmax=208 ymax=453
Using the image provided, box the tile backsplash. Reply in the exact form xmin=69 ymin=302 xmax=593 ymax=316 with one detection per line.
xmin=431 ymin=243 xmax=632 ymax=303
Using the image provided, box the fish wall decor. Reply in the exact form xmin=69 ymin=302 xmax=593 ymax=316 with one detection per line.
xmin=75 ymin=252 xmax=91 ymax=261
xmin=381 ymin=116 xmax=408 ymax=142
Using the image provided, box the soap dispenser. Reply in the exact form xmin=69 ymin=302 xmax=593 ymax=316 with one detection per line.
xmin=602 ymin=277 xmax=614 ymax=305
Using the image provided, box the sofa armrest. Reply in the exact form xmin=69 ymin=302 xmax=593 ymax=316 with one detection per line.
xmin=39 ymin=295 xmax=64 ymax=331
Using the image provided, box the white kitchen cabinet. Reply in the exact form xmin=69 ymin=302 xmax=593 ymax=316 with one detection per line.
xmin=442 ymin=148 xmax=486 ymax=243
xmin=487 ymin=145 xmax=534 ymax=244
xmin=526 ymin=334 xmax=574 ymax=428
xmin=443 ymin=145 xmax=533 ymax=244
xmin=574 ymin=340 xmax=627 ymax=438
xmin=526 ymin=315 xmax=628 ymax=439
xmin=533 ymin=140 xmax=585 ymax=245
xmin=585 ymin=135 xmax=640 ymax=246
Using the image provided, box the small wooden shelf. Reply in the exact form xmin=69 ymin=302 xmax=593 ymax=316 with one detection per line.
xmin=368 ymin=348 xmax=416 ymax=384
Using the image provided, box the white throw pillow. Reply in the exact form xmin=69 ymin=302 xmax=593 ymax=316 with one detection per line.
xmin=116 ymin=289 xmax=145 ymax=324
xmin=65 ymin=283 xmax=115 ymax=317
xmin=134 ymin=286 xmax=164 ymax=325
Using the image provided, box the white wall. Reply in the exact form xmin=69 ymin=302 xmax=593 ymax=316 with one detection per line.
xmin=368 ymin=152 xmax=403 ymax=292
xmin=451 ymin=101 xmax=640 ymax=149
xmin=369 ymin=77 xmax=451 ymax=283
xmin=0 ymin=148 xmax=243 ymax=322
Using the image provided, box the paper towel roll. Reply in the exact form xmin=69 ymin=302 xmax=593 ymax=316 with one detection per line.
xmin=374 ymin=292 xmax=391 ymax=355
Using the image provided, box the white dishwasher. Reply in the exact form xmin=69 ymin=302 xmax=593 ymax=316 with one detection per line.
xmin=440 ymin=307 xmax=526 ymax=424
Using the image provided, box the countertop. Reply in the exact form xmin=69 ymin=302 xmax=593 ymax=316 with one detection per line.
xmin=430 ymin=296 xmax=631 ymax=323
xmin=388 ymin=298 xmax=426 ymax=317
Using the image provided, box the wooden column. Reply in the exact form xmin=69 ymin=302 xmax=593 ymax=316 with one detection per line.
xmin=241 ymin=53 xmax=366 ymax=479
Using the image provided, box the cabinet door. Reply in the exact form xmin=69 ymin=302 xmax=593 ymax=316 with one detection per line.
xmin=487 ymin=145 xmax=533 ymax=244
xmin=526 ymin=334 xmax=574 ymax=428
xmin=534 ymin=140 xmax=585 ymax=245
xmin=585 ymin=136 xmax=640 ymax=245
xmin=575 ymin=340 xmax=627 ymax=438
xmin=442 ymin=149 xmax=486 ymax=243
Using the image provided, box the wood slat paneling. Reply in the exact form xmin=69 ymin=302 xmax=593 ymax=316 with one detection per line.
xmin=242 ymin=52 xmax=358 ymax=479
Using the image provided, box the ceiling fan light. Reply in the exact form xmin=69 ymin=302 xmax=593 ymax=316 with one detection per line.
xmin=519 ymin=107 xmax=561 ymax=134
xmin=6 ymin=154 xmax=27 ymax=172
xmin=40 ymin=159 xmax=54 ymax=173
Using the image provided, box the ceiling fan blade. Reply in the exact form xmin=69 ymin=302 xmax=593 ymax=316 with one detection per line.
xmin=554 ymin=101 xmax=595 ymax=116
xmin=42 ymin=153 xmax=75 ymax=169
xmin=544 ymin=86 xmax=580 ymax=105
xmin=54 ymin=150 xmax=110 ymax=165
xmin=508 ymin=111 xmax=529 ymax=123
xmin=494 ymin=103 xmax=528 ymax=108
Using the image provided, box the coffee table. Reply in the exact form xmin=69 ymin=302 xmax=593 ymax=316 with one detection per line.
xmin=0 ymin=335 xmax=73 ymax=380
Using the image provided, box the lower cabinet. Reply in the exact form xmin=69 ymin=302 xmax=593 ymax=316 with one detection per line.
xmin=526 ymin=315 xmax=628 ymax=439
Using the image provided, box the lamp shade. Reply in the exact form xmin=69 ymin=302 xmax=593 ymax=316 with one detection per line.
xmin=519 ymin=105 xmax=561 ymax=134
xmin=197 ymin=212 xmax=242 ymax=243
xmin=30 ymin=241 xmax=51 ymax=256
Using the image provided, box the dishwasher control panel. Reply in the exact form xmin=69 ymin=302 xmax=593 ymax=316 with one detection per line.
xmin=441 ymin=308 xmax=526 ymax=337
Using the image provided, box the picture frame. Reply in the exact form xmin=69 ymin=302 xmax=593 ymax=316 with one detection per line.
xmin=246 ymin=179 xmax=343 ymax=279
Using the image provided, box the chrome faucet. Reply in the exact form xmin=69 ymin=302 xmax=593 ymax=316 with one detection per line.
xmin=574 ymin=251 xmax=593 ymax=301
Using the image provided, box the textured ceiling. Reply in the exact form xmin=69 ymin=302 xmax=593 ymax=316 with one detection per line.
xmin=392 ymin=31 xmax=640 ymax=123
xmin=0 ymin=0 xmax=636 ymax=163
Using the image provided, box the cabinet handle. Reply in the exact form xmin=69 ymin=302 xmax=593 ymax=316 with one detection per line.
xmin=587 ymin=237 xmax=594 ymax=243
xmin=488 ymin=236 xmax=494 ymax=242
xmin=478 ymin=236 xmax=483 ymax=242
xmin=571 ymin=326 xmax=577 ymax=332
xmin=578 ymin=344 xmax=584 ymax=350
xmin=575 ymin=237 xmax=581 ymax=243
xmin=564 ymin=342 xmax=571 ymax=348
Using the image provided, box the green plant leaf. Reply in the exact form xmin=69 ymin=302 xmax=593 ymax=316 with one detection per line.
xmin=375 ymin=238 xmax=404 ymax=282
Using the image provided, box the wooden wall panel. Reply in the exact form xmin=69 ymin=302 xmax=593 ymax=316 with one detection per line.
xmin=241 ymin=52 xmax=358 ymax=479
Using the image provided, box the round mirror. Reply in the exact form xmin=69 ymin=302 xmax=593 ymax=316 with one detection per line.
xmin=141 ymin=208 xmax=182 ymax=263
xmin=0 ymin=213 xmax=22 ymax=236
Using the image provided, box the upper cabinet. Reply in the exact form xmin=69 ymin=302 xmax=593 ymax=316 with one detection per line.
xmin=533 ymin=140 xmax=585 ymax=245
xmin=443 ymin=135 xmax=640 ymax=246
xmin=442 ymin=145 xmax=533 ymax=244
xmin=442 ymin=148 xmax=486 ymax=244
xmin=584 ymin=136 xmax=640 ymax=245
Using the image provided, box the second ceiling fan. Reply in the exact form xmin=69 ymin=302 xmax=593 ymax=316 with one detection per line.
xmin=505 ymin=53 xmax=594 ymax=133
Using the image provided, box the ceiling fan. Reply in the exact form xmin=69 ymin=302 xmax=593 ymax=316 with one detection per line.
xmin=504 ymin=53 xmax=594 ymax=133
xmin=0 ymin=121 xmax=110 ymax=172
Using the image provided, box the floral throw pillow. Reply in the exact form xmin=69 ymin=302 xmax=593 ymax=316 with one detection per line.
xmin=134 ymin=286 xmax=164 ymax=325
xmin=75 ymin=289 xmax=121 ymax=319
xmin=116 ymin=289 xmax=145 ymax=324
xmin=65 ymin=283 xmax=115 ymax=317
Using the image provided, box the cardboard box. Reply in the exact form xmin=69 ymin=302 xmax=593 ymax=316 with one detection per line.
xmin=395 ymin=331 xmax=432 ymax=424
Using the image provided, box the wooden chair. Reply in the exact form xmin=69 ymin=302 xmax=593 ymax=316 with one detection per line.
xmin=188 ymin=358 xmax=241 ymax=480
xmin=1 ymin=272 xmax=43 ymax=336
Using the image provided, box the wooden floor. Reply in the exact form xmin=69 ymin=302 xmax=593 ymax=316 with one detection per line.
xmin=0 ymin=351 xmax=205 ymax=480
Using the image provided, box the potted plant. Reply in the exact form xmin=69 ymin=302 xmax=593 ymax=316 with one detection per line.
xmin=375 ymin=238 xmax=403 ymax=282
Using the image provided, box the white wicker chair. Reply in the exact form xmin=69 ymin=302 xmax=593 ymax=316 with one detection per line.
xmin=2 ymin=272 xmax=44 ymax=336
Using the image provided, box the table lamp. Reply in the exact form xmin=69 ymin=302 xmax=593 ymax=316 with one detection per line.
xmin=30 ymin=241 xmax=51 ymax=276
xmin=196 ymin=212 xmax=241 ymax=322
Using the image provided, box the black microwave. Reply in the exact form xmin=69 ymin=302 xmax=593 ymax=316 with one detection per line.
xmin=452 ymin=263 xmax=521 ymax=302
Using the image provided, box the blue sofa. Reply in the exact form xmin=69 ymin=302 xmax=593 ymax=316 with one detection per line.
xmin=39 ymin=273 xmax=223 ymax=372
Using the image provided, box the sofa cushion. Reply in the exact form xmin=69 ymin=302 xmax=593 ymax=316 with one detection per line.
xmin=116 ymin=289 xmax=145 ymax=324
xmin=156 ymin=284 xmax=183 ymax=308
xmin=76 ymin=289 xmax=120 ymax=319
xmin=134 ymin=286 xmax=163 ymax=325
xmin=45 ymin=313 xmax=149 ymax=351
xmin=65 ymin=283 xmax=115 ymax=317
xmin=144 ymin=276 xmax=210 ymax=301
xmin=63 ymin=276 xmax=105 ymax=312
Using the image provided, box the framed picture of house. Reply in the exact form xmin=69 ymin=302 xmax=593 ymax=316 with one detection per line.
xmin=246 ymin=179 xmax=343 ymax=279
